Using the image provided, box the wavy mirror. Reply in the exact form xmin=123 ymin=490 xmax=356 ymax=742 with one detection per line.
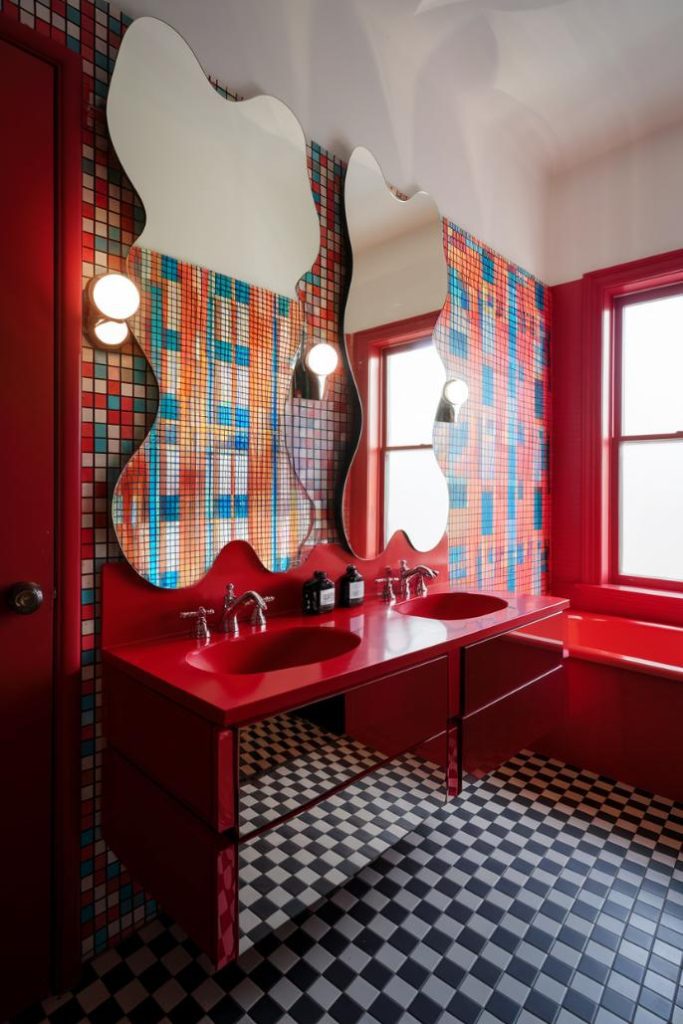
xmin=341 ymin=147 xmax=449 ymax=559
xmin=107 ymin=17 xmax=320 ymax=586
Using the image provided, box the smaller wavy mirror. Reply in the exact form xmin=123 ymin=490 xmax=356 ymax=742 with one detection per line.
xmin=341 ymin=147 xmax=449 ymax=559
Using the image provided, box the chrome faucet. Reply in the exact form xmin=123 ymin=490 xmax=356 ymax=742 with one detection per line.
xmin=180 ymin=606 xmax=215 ymax=641
xmin=398 ymin=560 xmax=439 ymax=600
xmin=219 ymin=583 xmax=274 ymax=635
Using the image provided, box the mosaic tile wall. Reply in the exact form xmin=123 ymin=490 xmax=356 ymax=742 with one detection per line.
xmin=0 ymin=0 xmax=548 ymax=960
xmin=113 ymin=247 xmax=313 ymax=584
xmin=433 ymin=222 xmax=550 ymax=595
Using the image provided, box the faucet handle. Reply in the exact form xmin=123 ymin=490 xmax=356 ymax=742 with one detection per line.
xmin=250 ymin=595 xmax=275 ymax=627
xmin=375 ymin=567 xmax=398 ymax=604
xmin=180 ymin=606 xmax=215 ymax=640
xmin=224 ymin=583 xmax=236 ymax=604
xmin=414 ymin=565 xmax=439 ymax=597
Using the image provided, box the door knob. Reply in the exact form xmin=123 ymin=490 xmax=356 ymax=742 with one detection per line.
xmin=7 ymin=581 xmax=44 ymax=615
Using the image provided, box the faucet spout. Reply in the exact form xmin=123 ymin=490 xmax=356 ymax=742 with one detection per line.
xmin=398 ymin=560 xmax=439 ymax=600
xmin=218 ymin=585 xmax=274 ymax=635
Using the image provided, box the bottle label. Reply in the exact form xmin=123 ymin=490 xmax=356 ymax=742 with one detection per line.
xmin=348 ymin=581 xmax=364 ymax=601
xmin=320 ymin=587 xmax=335 ymax=609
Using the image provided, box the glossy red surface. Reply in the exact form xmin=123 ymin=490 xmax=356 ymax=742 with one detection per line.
xmin=463 ymin=666 xmax=566 ymax=779
xmin=103 ymin=750 xmax=238 ymax=968
xmin=519 ymin=610 xmax=683 ymax=801
xmin=538 ymin=658 xmax=683 ymax=804
xmin=345 ymin=657 xmax=449 ymax=763
xmin=569 ymin=583 xmax=683 ymax=628
xmin=188 ymin=625 xmax=361 ymax=676
xmin=463 ymin=619 xmax=564 ymax=714
xmin=515 ymin=609 xmax=683 ymax=679
xmin=567 ymin=611 xmax=683 ymax=679
xmin=103 ymin=666 xmax=236 ymax=832
xmin=0 ymin=17 xmax=82 ymax=1011
xmin=396 ymin=592 xmax=508 ymax=621
xmin=104 ymin=561 xmax=567 ymax=728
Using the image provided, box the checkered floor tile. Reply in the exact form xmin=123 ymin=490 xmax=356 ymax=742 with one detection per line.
xmin=240 ymin=751 xmax=445 ymax=953
xmin=239 ymin=712 xmax=395 ymax=833
xmin=13 ymin=751 xmax=683 ymax=1024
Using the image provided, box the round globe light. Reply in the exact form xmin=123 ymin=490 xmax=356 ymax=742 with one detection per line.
xmin=305 ymin=342 xmax=338 ymax=377
xmin=92 ymin=273 xmax=140 ymax=321
xmin=443 ymin=377 xmax=469 ymax=407
xmin=94 ymin=319 xmax=129 ymax=346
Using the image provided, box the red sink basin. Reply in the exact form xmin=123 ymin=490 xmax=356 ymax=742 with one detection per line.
xmin=396 ymin=592 xmax=508 ymax=620
xmin=187 ymin=625 xmax=361 ymax=675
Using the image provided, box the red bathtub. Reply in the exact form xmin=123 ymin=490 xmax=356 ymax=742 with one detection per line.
xmin=531 ymin=610 xmax=683 ymax=803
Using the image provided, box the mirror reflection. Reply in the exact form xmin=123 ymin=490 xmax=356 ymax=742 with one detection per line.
xmin=106 ymin=17 xmax=320 ymax=586
xmin=341 ymin=147 xmax=450 ymax=559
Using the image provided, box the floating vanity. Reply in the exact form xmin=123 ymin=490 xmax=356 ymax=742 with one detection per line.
xmin=102 ymin=539 xmax=567 ymax=966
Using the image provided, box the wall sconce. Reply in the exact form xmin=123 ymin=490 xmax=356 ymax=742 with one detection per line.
xmin=84 ymin=272 xmax=140 ymax=350
xmin=294 ymin=338 xmax=339 ymax=400
xmin=437 ymin=377 xmax=469 ymax=424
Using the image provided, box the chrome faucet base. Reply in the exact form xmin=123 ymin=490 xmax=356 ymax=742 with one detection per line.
xmin=219 ymin=585 xmax=274 ymax=634
xmin=398 ymin=560 xmax=439 ymax=600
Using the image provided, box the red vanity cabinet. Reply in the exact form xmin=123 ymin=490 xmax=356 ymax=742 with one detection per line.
xmin=102 ymin=652 xmax=457 ymax=967
xmin=104 ymin=665 xmax=237 ymax=832
xmin=101 ymin=607 xmax=567 ymax=968
xmin=103 ymin=748 xmax=239 ymax=966
xmin=461 ymin=616 xmax=566 ymax=777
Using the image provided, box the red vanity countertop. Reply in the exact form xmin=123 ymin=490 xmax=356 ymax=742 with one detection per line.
xmin=103 ymin=586 xmax=568 ymax=728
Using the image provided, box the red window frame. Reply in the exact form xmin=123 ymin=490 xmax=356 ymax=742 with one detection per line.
xmin=609 ymin=283 xmax=683 ymax=592
xmin=380 ymin=337 xmax=435 ymax=548
xmin=344 ymin=311 xmax=441 ymax=556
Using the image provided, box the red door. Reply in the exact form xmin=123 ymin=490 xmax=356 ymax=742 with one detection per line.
xmin=0 ymin=36 xmax=57 ymax=1018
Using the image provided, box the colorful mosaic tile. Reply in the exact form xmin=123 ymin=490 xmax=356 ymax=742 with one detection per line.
xmin=1 ymin=0 xmax=550 ymax=961
xmin=114 ymin=247 xmax=313 ymax=584
xmin=434 ymin=221 xmax=550 ymax=595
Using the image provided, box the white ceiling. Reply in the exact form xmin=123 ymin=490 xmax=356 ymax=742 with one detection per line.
xmin=115 ymin=0 xmax=683 ymax=278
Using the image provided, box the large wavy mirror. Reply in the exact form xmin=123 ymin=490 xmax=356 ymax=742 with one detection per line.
xmin=107 ymin=17 xmax=320 ymax=586
xmin=341 ymin=147 xmax=450 ymax=559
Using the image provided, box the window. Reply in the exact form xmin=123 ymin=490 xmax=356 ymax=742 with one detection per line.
xmin=612 ymin=287 xmax=683 ymax=588
xmin=382 ymin=340 xmax=447 ymax=548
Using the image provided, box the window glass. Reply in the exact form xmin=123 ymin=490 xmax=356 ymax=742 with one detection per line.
xmin=385 ymin=342 xmax=445 ymax=447
xmin=384 ymin=448 xmax=449 ymax=551
xmin=619 ymin=440 xmax=683 ymax=582
xmin=621 ymin=294 xmax=683 ymax=436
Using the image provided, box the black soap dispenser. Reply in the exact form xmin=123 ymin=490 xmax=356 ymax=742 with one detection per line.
xmin=303 ymin=570 xmax=336 ymax=615
xmin=339 ymin=564 xmax=365 ymax=608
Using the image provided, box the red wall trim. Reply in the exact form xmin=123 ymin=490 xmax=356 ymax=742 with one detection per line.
xmin=0 ymin=11 xmax=83 ymax=992
xmin=551 ymin=248 xmax=683 ymax=613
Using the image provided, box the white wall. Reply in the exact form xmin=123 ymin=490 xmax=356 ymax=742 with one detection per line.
xmin=118 ymin=0 xmax=551 ymax=280
xmin=545 ymin=120 xmax=683 ymax=285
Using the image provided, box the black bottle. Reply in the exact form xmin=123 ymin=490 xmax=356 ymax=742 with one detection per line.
xmin=303 ymin=570 xmax=336 ymax=615
xmin=339 ymin=564 xmax=365 ymax=608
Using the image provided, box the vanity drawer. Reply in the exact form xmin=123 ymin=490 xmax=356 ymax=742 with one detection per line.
xmin=103 ymin=666 xmax=236 ymax=833
xmin=103 ymin=749 xmax=238 ymax=968
xmin=463 ymin=615 xmax=564 ymax=714
xmin=345 ymin=655 xmax=450 ymax=758
xmin=462 ymin=665 xmax=566 ymax=778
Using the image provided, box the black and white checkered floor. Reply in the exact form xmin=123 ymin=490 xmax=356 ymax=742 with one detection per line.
xmin=239 ymin=711 xmax=445 ymax=951
xmin=13 ymin=751 xmax=683 ymax=1024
